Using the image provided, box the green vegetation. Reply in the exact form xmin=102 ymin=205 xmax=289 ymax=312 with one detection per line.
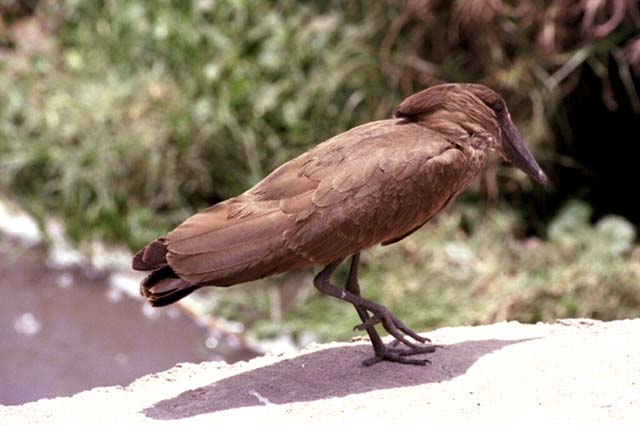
xmin=0 ymin=1 xmax=638 ymax=342
xmin=0 ymin=0 xmax=391 ymax=249
xmin=3 ymin=0 xmax=638 ymax=249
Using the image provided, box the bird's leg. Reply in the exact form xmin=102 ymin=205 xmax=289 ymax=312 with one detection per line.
xmin=354 ymin=313 xmax=431 ymax=344
xmin=344 ymin=253 xmax=386 ymax=351
xmin=344 ymin=258 xmax=429 ymax=346
xmin=345 ymin=253 xmax=435 ymax=366
xmin=313 ymin=257 xmax=436 ymax=366
xmin=313 ymin=260 xmax=424 ymax=348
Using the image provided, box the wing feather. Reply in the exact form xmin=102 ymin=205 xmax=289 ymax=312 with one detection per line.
xmin=168 ymin=203 xmax=286 ymax=255
xmin=282 ymin=120 xmax=476 ymax=262
xmin=160 ymin=118 xmax=479 ymax=287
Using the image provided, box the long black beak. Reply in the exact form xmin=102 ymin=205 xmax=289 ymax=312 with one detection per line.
xmin=501 ymin=119 xmax=548 ymax=186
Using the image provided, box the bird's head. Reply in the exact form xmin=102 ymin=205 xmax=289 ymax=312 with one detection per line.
xmin=394 ymin=83 xmax=548 ymax=186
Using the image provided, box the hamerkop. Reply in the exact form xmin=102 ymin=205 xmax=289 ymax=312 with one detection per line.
xmin=133 ymin=83 xmax=547 ymax=366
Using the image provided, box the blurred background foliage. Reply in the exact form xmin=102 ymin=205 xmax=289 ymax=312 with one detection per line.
xmin=0 ymin=0 xmax=391 ymax=248
xmin=0 ymin=0 xmax=639 ymax=343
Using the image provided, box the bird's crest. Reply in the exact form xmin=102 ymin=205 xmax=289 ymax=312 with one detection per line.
xmin=393 ymin=83 xmax=503 ymax=123
xmin=393 ymin=86 xmax=450 ymax=121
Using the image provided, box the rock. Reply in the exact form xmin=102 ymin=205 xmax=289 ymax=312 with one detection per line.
xmin=2 ymin=320 xmax=639 ymax=425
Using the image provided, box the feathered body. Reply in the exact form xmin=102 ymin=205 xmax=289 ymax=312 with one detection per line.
xmin=133 ymin=83 xmax=545 ymax=310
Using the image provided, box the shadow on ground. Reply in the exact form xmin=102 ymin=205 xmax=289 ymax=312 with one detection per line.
xmin=144 ymin=337 xmax=531 ymax=419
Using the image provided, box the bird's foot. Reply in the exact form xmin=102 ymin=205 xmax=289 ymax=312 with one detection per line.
xmin=362 ymin=342 xmax=436 ymax=367
xmin=353 ymin=310 xmax=431 ymax=348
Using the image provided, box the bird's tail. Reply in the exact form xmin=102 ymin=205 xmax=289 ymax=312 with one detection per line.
xmin=133 ymin=238 xmax=199 ymax=307
xmin=139 ymin=266 xmax=199 ymax=307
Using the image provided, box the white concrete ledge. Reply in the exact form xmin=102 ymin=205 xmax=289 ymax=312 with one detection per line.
xmin=3 ymin=319 xmax=639 ymax=425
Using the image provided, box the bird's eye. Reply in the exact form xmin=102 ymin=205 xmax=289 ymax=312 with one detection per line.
xmin=493 ymin=103 xmax=504 ymax=113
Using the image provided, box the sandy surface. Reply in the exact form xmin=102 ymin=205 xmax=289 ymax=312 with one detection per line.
xmin=2 ymin=319 xmax=639 ymax=425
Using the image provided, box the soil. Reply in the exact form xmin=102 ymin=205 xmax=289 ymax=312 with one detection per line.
xmin=2 ymin=319 xmax=639 ymax=425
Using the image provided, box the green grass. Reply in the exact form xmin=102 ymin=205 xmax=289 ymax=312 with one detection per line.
xmin=2 ymin=0 xmax=636 ymax=252
xmin=1 ymin=1 xmax=638 ymax=342
xmin=0 ymin=0 xmax=392 ymax=250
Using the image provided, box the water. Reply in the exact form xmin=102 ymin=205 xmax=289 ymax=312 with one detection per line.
xmin=0 ymin=241 xmax=258 ymax=405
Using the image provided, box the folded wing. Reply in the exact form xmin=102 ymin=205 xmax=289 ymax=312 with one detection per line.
xmin=135 ymin=118 xmax=473 ymax=299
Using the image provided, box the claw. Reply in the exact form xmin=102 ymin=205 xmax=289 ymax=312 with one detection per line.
xmin=362 ymin=342 xmax=436 ymax=366
xmin=383 ymin=311 xmax=430 ymax=343
xmin=378 ymin=311 xmax=422 ymax=349
xmin=353 ymin=309 xmax=430 ymax=349
xmin=394 ymin=320 xmax=430 ymax=343
xmin=363 ymin=354 xmax=430 ymax=367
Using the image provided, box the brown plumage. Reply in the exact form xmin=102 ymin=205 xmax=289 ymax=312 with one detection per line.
xmin=133 ymin=83 xmax=546 ymax=366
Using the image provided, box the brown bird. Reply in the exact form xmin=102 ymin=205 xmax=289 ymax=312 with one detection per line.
xmin=133 ymin=83 xmax=546 ymax=366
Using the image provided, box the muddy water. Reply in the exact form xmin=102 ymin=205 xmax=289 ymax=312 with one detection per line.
xmin=0 ymin=242 xmax=259 ymax=405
